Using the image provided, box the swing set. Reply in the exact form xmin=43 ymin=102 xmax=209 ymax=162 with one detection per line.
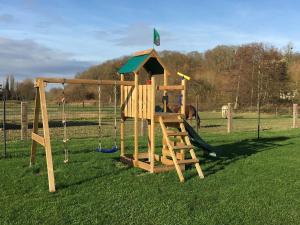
xmin=59 ymin=81 xmax=119 ymax=165
xmin=30 ymin=49 xmax=206 ymax=192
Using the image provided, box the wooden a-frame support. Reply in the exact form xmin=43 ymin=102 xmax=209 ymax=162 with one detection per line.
xmin=30 ymin=79 xmax=56 ymax=192
xmin=30 ymin=78 xmax=136 ymax=192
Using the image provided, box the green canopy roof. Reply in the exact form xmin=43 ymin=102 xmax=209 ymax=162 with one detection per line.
xmin=118 ymin=54 xmax=149 ymax=74
xmin=118 ymin=52 xmax=165 ymax=75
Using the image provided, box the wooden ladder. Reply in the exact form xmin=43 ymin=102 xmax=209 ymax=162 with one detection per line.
xmin=158 ymin=114 xmax=204 ymax=182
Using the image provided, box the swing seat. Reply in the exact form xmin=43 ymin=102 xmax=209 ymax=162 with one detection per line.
xmin=96 ymin=146 xmax=118 ymax=153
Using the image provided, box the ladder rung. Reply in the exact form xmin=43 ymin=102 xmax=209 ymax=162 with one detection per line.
xmin=177 ymin=159 xmax=199 ymax=165
xmin=163 ymin=118 xmax=183 ymax=123
xmin=167 ymin=132 xmax=188 ymax=136
xmin=172 ymin=145 xmax=194 ymax=150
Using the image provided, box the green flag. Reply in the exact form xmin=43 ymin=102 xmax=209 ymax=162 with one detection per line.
xmin=153 ymin=28 xmax=160 ymax=46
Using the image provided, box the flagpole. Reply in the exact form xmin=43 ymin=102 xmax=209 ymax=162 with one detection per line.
xmin=153 ymin=28 xmax=154 ymax=50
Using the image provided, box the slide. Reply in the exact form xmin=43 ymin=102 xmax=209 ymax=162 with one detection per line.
xmin=182 ymin=119 xmax=217 ymax=157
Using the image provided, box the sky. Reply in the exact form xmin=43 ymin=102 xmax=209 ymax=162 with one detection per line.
xmin=0 ymin=0 xmax=299 ymax=80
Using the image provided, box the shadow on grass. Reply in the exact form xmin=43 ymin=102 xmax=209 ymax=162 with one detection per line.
xmin=202 ymin=124 xmax=222 ymax=128
xmin=202 ymin=136 xmax=290 ymax=177
xmin=56 ymin=158 xmax=131 ymax=190
xmin=2 ymin=120 xmax=112 ymax=130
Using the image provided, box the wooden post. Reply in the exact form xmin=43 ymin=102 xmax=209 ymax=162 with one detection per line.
xmin=120 ymin=74 xmax=125 ymax=156
xmin=21 ymin=101 xmax=28 ymax=140
xmin=163 ymin=70 xmax=168 ymax=112
xmin=292 ymin=103 xmax=298 ymax=128
xmin=181 ymin=79 xmax=186 ymax=115
xmin=181 ymin=78 xmax=186 ymax=160
xmin=30 ymin=87 xmax=40 ymax=166
xmin=31 ymin=80 xmax=56 ymax=192
xmin=150 ymin=76 xmax=156 ymax=172
xmin=134 ymin=73 xmax=139 ymax=161
xmin=227 ymin=103 xmax=232 ymax=133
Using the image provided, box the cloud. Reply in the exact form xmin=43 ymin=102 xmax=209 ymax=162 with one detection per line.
xmin=0 ymin=14 xmax=15 ymax=23
xmin=0 ymin=37 xmax=94 ymax=80
xmin=94 ymin=24 xmax=175 ymax=47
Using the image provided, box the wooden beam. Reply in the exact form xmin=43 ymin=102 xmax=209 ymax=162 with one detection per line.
xmin=133 ymin=49 xmax=153 ymax=56
xmin=134 ymin=73 xmax=139 ymax=161
xmin=181 ymin=79 xmax=186 ymax=115
xmin=227 ymin=103 xmax=233 ymax=133
xmin=36 ymin=77 xmax=135 ymax=86
xmin=163 ymin=70 xmax=168 ymax=112
xmin=31 ymin=133 xmax=45 ymax=146
xmin=157 ymin=85 xmax=184 ymax=91
xmin=292 ymin=103 xmax=298 ymax=128
xmin=136 ymin=160 xmax=151 ymax=171
xmin=150 ymin=77 xmax=156 ymax=173
xmin=120 ymin=74 xmax=125 ymax=157
xmin=30 ymin=87 xmax=41 ymax=166
xmin=38 ymin=80 xmax=56 ymax=192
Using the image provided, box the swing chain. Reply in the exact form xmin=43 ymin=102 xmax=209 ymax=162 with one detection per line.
xmin=62 ymin=82 xmax=69 ymax=163
xmin=98 ymin=85 xmax=102 ymax=150
xmin=114 ymin=81 xmax=117 ymax=147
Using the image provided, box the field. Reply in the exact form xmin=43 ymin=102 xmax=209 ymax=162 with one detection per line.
xmin=0 ymin=109 xmax=300 ymax=225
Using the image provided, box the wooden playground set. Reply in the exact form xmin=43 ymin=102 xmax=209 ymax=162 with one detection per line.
xmin=30 ymin=49 xmax=214 ymax=192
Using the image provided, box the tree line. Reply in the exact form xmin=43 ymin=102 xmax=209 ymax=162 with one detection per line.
xmin=2 ymin=42 xmax=300 ymax=110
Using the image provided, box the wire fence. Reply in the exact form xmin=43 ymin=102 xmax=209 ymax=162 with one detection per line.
xmin=0 ymin=98 xmax=299 ymax=159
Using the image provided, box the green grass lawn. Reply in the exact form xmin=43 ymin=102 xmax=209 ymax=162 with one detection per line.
xmin=0 ymin=128 xmax=300 ymax=225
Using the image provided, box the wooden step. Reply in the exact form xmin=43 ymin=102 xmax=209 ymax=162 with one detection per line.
xmin=163 ymin=118 xmax=183 ymax=123
xmin=172 ymin=145 xmax=194 ymax=150
xmin=155 ymin=112 xmax=181 ymax=117
xmin=167 ymin=131 xmax=188 ymax=136
xmin=177 ymin=159 xmax=199 ymax=165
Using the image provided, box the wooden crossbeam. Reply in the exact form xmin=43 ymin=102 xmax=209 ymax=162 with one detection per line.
xmin=36 ymin=77 xmax=135 ymax=86
xmin=31 ymin=133 xmax=45 ymax=146
xmin=157 ymin=85 xmax=184 ymax=91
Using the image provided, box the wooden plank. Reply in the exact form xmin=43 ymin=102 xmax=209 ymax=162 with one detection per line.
xmin=173 ymin=145 xmax=194 ymax=150
xmin=133 ymin=49 xmax=153 ymax=56
xmin=177 ymin=159 xmax=199 ymax=165
xmin=37 ymin=78 xmax=135 ymax=86
xmin=227 ymin=103 xmax=232 ymax=133
xmin=167 ymin=131 xmax=188 ymax=136
xmin=31 ymin=133 xmax=45 ymax=146
xmin=30 ymin=87 xmax=41 ymax=166
xmin=155 ymin=117 xmax=182 ymax=123
xmin=147 ymin=85 xmax=151 ymax=119
xmin=120 ymin=74 xmax=125 ymax=156
xmin=150 ymin=77 xmax=156 ymax=172
xmin=139 ymin=85 xmax=142 ymax=118
xmin=134 ymin=73 xmax=139 ymax=161
xmin=143 ymin=85 xmax=147 ymax=119
xmin=136 ymin=160 xmax=151 ymax=171
xmin=163 ymin=70 xmax=168 ymax=112
xmin=39 ymin=80 xmax=56 ymax=192
xmin=157 ymin=85 xmax=184 ymax=91
xmin=292 ymin=103 xmax=298 ymax=128
xmin=128 ymin=86 xmax=131 ymax=117
xmin=181 ymin=79 xmax=186 ymax=115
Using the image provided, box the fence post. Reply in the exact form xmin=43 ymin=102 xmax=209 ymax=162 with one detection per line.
xmin=227 ymin=103 xmax=232 ymax=133
xmin=21 ymin=101 xmax=28 ymax=140
xmin=2 ymin=90 xmax=7 ymax=158
xmin=292 ymin=103 xmax=298 ymax=128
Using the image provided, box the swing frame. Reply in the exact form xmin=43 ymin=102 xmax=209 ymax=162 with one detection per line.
xmin=30 ymin=78 xmax=134 ymax=192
